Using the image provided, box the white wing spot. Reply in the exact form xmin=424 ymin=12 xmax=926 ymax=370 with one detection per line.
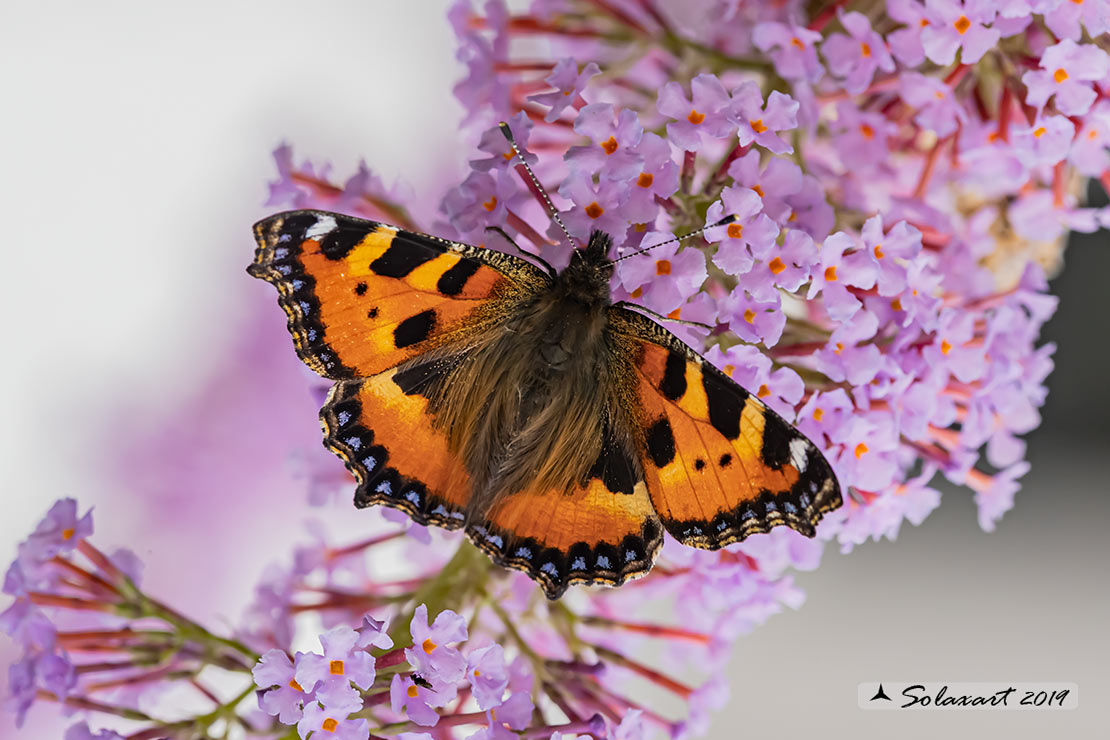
xmin=789 ymin=437 xmax=810 ymax=473
xmin=305 ymin=215 xmax=338 ymax=239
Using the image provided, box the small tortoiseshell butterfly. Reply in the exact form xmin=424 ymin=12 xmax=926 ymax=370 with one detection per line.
xmin=249 ymin=125 xmax=841 ymax=599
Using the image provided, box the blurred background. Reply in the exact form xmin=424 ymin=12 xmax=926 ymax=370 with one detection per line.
xmin=1 ymin=1 xmax=1106 ymax=737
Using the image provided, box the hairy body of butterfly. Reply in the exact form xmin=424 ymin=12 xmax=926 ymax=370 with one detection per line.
xmin=250 ymin=210 xmax=842 ymax=598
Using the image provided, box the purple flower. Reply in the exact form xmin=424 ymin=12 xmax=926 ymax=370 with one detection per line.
xmin=471 ymin=691 xmax=534 ymax=740
xmin=752 ymin=22 xmax=824 ymax=82
xmin=900 ymin=72 xmax=968 ymax=137
xmin=706 ymin=344 xmax=803 ymax=420
xmin=737 ymin=229 xmax=816 ymax=302
xmin=0 ymin=598 xmax=56 ymax=653
xmin=466 ymin=644 xmax=510 ymax=710
xmin=566 ymin=103 xmax=644 ymax=180
xmin=858 ymin=216 xmax=922 ymax=296
xmin=621 ymin=132 xmax=679 ymax=223
xmin=356 ymin=613 xmax=393 ymax=650
xmin=1023 ymin=39 xmax=1110 ymax=116
xmin=920 ymin=0 xmax=1000 ymax=65
xmin=1043 ymin=0 xmax=1110 ymax=42
xmin=726 ymin=152 xmax=803 ymax=226
xmin=65 ymin=723 xmax=125 ymax=740
xmin=295 ymin=626 xmax=376 ymax=712
xmin=832 ymin=102 xmax=898 ymax=169
xmin=781 ymin=175 xmax=834 ymax=241
xmin=1069 ymin=101 xmax=1110 ymax=176
xmin=18 ymin=499 xmax=93 ymax=572
xmin=37 ymin=651 xmax=77 ymax=702
xmin=616 ymin=232 xmax=707 ymax=315
xmin=1012 ymin=115 xmax=1075 ymax=167
xmin=405 ymin=604 xmax=467 ymax=687
xmin=820 ymin=12 xmax=895 ymax=94
xmin=471 ymin=112 xmax=536 ymax=172
xmin=923 ymin=308 xmax=988 ymax=384
xmin=718 ymin=288 xmax=786 ymax=347
xmin=296 ymin=701 xmax=369 ymax=740
xmin=704 ymin=187 xmax=780 ymax=274
xmin=732 ymin=84 xmax=798 ymax=154
xmin=253 ymin=649 xmax=310 ymax=724
xmin=441 ymin=169 xmax=525 ymax=238
xmin=559 ymin=172 xmax=630 ymax=240
xmin=886 ymin=0 xmax=928 ymax=66
xmin=970 ymin=462 xmax=1031 ymax=532
xmin=658 ymin=74 xmax=737 ymax=150
xmin=806 ymin=231 xmax=877 ymax=321
xmin=390 ymin=673 xmax=445 ymax=726
xmin=529 ymin=57 xmax=600 ymax=122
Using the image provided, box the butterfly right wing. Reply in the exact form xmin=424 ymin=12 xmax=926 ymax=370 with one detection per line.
xmin=250 ymin=210 xmax=550 ymax=379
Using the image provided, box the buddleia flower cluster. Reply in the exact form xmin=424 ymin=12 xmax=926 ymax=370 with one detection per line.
xmin=5 ymin=1 xmax=1107 ymax=739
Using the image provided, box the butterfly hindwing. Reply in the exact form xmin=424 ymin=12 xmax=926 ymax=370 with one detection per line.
xmin=466 ymin=426 xmax=663 ymax=599
xmin=320 ymin=359 xmax=472 ymax=529
xmin=609 ymin=307 xmax=841 ymax=548
xmin=250 ymin=210 xmax=550 ymax=379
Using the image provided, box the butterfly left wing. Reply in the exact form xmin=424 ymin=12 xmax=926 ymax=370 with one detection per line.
xmin=608 ymin=307 xmax=842 ymax=549
xmin=249 ymin=210 xmax=550 ymax=379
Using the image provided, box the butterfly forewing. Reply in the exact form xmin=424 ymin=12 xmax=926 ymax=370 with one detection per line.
xmin=608 ymin=307 xmax=842 ymax=547
xmin=249 ymin=210 xmax=549 ymax=379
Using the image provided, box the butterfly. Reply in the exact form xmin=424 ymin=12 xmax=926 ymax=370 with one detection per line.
xmin=249 ymin=130 xmax=841 ymax=599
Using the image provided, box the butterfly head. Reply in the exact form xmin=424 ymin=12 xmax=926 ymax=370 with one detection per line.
xmin=556 ymin=230 xmax=614 ymax=306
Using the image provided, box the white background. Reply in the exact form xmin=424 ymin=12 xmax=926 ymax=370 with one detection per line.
xmin=2 ymin=2 xmax=1107 ymax=738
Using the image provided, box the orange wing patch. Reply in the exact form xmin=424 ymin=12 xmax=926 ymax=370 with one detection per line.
xmin=250 ymin=210 xmax=549 ymax=379
xmin=609 ymin=307 xmax=841 ymax=549
xmin=321 ymin=362 xmax=472 ymax=529
xmin=467 ymin=444 xmax=663 ymax=599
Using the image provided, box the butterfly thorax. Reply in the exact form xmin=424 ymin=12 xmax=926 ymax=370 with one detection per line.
xmin=428 ymin=230 xmax=631 ymax=518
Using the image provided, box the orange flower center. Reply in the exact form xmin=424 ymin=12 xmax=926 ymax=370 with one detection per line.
xmin=835 ymin=342 xmax=845 ymax=355
xmin=753 ymin=184 xmax=765 ymax=197
xmin=62 ymin=528 xmax=75 ymax=540
xmin=790 ymin=37 xmax=805 ymax=49
xmin=329 ymin=660 xmax=345 ymax=675
xmin=954 ymin=15 xmax=971 ymax=34
xmin=667 ymin=308 xmax=682 ymax=319
xmin=854 ymin=443 xmax=869 ymax=459
xmin=585 ymin=202 xmax=604 ymax=219
xmin=859 ymin=123 xmax=875 ymax=139
xmin=941 ymin=339 xmax=953 ymax=355
xmin=860 ymin=42 xmax=872 ymax=58
xmin=422 ymin=638 xmax=437 ymax=654
xmin=873 ymin=244 xmax=884 ymax=259
xmin=757 ymin=384 xmax=770 ymax=398
xmin=407 ymin=684 xmax=420 ymax=698
xmin=726 ymin=222 xmax=744 ymax=239
xmin=688 ymin=109 xmax=705 ymax=125
xmin=1054 ymin=68 xmax=1068 ymax=83
xmin=824 ymin=265 xmax=838 ymax=281
xmin=723 ymin=364 xmax=735 ymax=377
xmin=1089 ymin=129 xmax=1099 ymax=140
xmin=601 ymin=136 xmax=619 ymax=154
xmin=482 ymin=196 xmax=497 ymax=212
xmin=637 ymin=172 xmax=654 ymax=188
xmin=813 ymin=408 xmax=825 ymax=422
xmin=502 ymin=151 xmax=513 ymax=161
xmin=891 ymin=297 xmax=903 ymax=311
xmin=1033 ymin=126 xmax=1047 ymax=138
xmin=788 ymin=211 xmax=798 ymax=222
xmin=768 ymin=257 xmax=786 ymax=274
xmin=743 ymin=308 xmax=756 ymax=323
xmin=630 ymin=287 xmax=643 ymax=298
xmin=322 ymin=718 xmax=339 ymax=733
xmin=750 ymin=118 xmax=767 ymax=134
xmin=288 ymin=679 xmax=304 ymax=692
xmin=656 ymin=259 xmax=672 ymax=275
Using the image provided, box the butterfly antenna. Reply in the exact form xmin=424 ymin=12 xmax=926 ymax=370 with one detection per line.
xmin=607 ymin=214 xmax=737 ymax=265
xmin=499 ymin=122 xmax=579 ymax=252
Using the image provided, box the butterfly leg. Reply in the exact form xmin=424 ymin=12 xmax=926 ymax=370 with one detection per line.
xmin=484 ymin=226 xmax=557 ymax=278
